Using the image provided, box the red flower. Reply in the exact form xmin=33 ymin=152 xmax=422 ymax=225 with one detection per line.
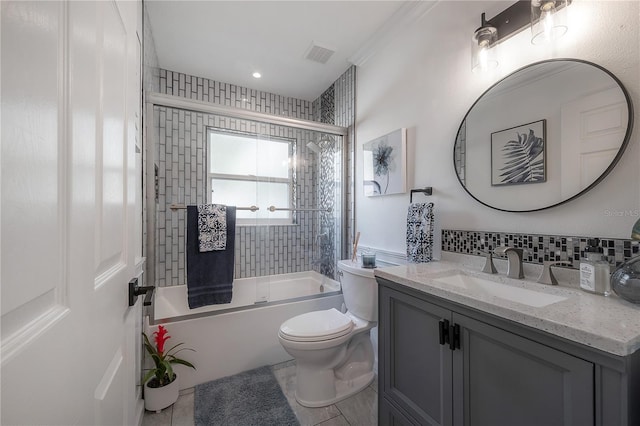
xmin=142 ymin=325 xmax=196 ymax=387
xmin=153 ymin=325 xmax=170 ymax=356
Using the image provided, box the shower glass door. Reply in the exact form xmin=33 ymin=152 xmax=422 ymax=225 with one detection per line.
xmin=153 ymin=97 xmax=348 ymax=312
xmin=207 ymin=117 xmax=344 ymax=305
xmin=262 ymin=125 xmax=344 ymax=297
xmin=253 ymin=124 xmax=294 ymax=303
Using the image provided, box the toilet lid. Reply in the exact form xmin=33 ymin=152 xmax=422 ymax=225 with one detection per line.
xmin=279 ymin=308 xmax=354 ymax=342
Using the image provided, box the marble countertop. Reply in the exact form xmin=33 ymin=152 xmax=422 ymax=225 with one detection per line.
xmin=374 ymin=260 xmax=640 ymax=357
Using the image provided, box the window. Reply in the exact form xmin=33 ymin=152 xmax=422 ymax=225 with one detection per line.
xmin=208 ymin=129 xmax=294 ymax=224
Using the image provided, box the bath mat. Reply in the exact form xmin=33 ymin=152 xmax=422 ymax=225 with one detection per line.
xmin=194 ymin=366 xmax=299 ymax=426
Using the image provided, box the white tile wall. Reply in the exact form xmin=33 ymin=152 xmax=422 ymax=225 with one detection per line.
xmin=160 ymin=69 xmax=313 ymax=119
xmin=154 ymin=68 xmax=354 ymax=286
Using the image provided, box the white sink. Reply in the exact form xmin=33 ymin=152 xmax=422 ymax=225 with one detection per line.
xmin=434 ymin=272 xmax=567 ymax=308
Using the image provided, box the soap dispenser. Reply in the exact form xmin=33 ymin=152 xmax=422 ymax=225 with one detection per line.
xmin=579 ymin=238 xmax=611 ymax=296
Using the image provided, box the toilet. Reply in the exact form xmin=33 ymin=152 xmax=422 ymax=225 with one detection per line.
xmin=278 ymin=259 xmax=378 ymax=407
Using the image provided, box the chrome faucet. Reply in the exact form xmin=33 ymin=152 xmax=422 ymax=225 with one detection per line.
xmin=494 ymin=246 xmax=524 ymax=279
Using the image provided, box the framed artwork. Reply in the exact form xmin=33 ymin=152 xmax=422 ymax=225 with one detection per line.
xmin=491 ymin=119 xmax=547 ymax=186
xmin=363 ymin=128 xmax=407 ymax=196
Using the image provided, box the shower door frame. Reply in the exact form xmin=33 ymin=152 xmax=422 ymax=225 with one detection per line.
xmin=148 ymin=92 xmax=348 ymax=135
xmin=145 ymin=92 xmax=350 ymax=290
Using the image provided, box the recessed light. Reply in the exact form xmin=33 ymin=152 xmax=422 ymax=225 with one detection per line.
xmin=252 ymin=72 xmax=262 ymax=79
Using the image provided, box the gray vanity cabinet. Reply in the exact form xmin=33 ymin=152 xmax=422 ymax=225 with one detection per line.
xmin=380 ymin=285 xmax=453 ymax=425
xmin=377 ymin=278 xmax=636 ymax=426
xmin=452 ymin=313 xmax=593 ymax=426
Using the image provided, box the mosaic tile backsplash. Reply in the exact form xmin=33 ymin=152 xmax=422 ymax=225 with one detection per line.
xmin=442 ymin=229 xmax=640 ymax=269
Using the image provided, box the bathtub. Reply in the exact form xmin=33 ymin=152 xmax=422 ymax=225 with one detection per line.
xmin=147 ymin=271 xmax=344 ymax=389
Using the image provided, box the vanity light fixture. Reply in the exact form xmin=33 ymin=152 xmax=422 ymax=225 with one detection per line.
xmin=471 ymin=0 xmax=571 ymax=71
xmin=531 ymin=0 xmax=569 ymax=45
xmin=471 ymin=13 xmax=498 ymax=73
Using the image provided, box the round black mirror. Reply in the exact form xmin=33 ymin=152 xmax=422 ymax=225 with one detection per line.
xmin=454 ymin=59 xmax=633 ymax=212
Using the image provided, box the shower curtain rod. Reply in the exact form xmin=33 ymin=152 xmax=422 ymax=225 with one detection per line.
xmin=147 ymin=92 xmax=349 ymax=137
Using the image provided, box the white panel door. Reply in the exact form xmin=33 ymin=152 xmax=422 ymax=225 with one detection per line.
xmin=560 ymin=87 xmax=628 ymax=197
xmin=1 ymin=1 xmax=142 ymax=424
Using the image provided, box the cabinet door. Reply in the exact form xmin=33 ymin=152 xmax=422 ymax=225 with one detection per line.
xmin=380 ymin=286 xmax=453 ymax=426
xmin=452 ymin=313 xmax=594 ymax=426
xmin=380 ymin=397 xmax=419 ymax=426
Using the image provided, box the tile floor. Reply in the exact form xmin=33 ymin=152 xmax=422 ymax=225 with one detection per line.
xmin=142 ymin=360 xmax=378 ymax=426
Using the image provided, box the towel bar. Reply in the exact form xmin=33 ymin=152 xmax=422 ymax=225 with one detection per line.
xmin=170 ymin=203 xmax=259 ymax=212
xmin=170 ymin=204 xmax=331 ymax=213
xmin=267 ymin=205 xmax=332 ymax=213
xmin=410 ymin=187 xmax=433 ymax=203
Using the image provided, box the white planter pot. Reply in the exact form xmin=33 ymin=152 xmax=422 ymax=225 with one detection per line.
xmin=144 ymin=375 xmax=179 ymax=413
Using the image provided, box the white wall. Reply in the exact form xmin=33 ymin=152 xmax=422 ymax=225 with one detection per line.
xmin=355 ymin=0 xmax=640 ymax=256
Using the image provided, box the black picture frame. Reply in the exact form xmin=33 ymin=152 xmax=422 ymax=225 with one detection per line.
xmin=491 ymin=119 xmax=547 ymax=186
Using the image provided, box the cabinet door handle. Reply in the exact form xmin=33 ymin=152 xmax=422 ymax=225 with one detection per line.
xmin=439 ymin=319 xmax=450 ymax=345
xmin=449 ymin=323 xmax=460 ymax=350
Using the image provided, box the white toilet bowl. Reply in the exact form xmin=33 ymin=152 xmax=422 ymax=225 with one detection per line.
xmin=278 ymin=260 xmax=378 ymax=407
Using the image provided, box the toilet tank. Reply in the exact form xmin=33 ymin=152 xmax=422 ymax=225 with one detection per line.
xmin=337 ymin=259 xmax=378 ymax=322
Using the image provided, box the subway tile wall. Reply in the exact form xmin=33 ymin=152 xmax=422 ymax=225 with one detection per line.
xmin=155 ymin=69 xmax=352 ymax=286
xmin=442 ymin=229 xmax=639 ymax=269
xmin=155 ymin=106 xmax=331 ymax=286
xmin=159 ymin=69 xmax=313 ymax=119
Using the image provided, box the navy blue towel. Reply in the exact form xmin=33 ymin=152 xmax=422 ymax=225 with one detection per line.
xmin=186 ymin=205 xmax=236 ymax=308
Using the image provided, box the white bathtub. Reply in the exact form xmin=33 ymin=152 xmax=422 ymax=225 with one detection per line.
xmin=147 ymin=271 xmax=344 ymax=389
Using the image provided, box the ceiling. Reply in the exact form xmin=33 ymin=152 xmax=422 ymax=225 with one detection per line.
xmin=145 ymin=1 xmax=409 ymax=101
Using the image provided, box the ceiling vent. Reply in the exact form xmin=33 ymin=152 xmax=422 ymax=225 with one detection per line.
xmin=304 ymin=42 xmax=335 ymax=64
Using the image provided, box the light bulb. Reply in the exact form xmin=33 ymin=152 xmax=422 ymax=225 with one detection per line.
xmin=478 ymin=45 xmax=489 ymax=71
xmin=541 ymin=2 xmax=555 ymax=42
xmin=531 ymin=0 xmax=568 ymax=45
xmin=471 ymin=26 xmax=498 ymax=73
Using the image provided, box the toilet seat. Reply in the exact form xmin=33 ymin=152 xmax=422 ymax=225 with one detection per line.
xmin=279 ymin=308 xmax=354 ymax=342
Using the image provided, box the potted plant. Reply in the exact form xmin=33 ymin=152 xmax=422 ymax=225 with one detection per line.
xmin=142 ymin=325 xmax=195 ymax=412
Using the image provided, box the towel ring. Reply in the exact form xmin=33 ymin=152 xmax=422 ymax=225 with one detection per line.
xmin=410 ymin=187 xmax=433 ymax=203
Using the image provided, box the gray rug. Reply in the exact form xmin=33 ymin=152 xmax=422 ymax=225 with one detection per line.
xmin=195 ymin=366 xmax=299 ymax=426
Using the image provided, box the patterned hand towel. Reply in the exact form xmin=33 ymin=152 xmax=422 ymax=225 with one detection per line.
xmin=187 ymin=205 xmax=236 ymax=308
xmin=406 ymin=202 xmax=434 ymax=263
xmin=197 ymin=204 xmax=227 ymax=252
